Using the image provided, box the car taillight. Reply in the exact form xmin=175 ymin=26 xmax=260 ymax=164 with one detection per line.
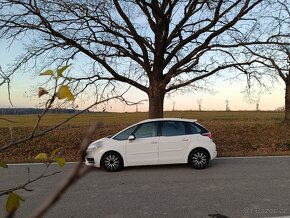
xmin=202 ymin=132 xmax=212 ymax=139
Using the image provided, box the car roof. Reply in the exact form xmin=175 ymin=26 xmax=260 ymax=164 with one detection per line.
xmin=137 ymin=118 xmax=197 ymax=124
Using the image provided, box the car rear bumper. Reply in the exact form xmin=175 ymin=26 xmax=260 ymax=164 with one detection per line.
xmin=211 ymin=150 xmax=217 ymax=160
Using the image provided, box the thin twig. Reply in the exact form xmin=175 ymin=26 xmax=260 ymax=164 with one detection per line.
xmin=0 ymin=66 xmax=13 ymax=106
xmin=0 ymin=118 xmax=18 ymax=123
xmin=30 ymin=79 xmax=60 ymax=138
xmin=0 ymin=95 xmax=120 ymax=152
xmin=0 ymin=170 xmax=61 ymax=197
xmin=31 ymin=124 xmax=98 ymax=218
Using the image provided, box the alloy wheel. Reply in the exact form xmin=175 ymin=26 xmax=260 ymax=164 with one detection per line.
xmin=103 ymin=154 xmax=121 ymax=172
xmin=190 ymin=150 xmax=209 ymax=169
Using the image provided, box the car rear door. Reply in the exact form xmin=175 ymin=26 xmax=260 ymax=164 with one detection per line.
xmin=158 ymin=121 xmax=191 ymax=163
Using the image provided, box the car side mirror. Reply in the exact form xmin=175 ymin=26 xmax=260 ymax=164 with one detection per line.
xmin=128 ymin=135 xmax=135 ymax=141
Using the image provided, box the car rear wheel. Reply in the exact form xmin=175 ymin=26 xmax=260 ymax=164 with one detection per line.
xmin=189 ymin=149 xmax=209 ymax=169
xmin=101 ymin=152 xmax=123 ymax=172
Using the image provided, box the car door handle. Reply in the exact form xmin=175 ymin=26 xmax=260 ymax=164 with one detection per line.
xmin=150 ymin=141 xmax=158 ymax=144
xmin=182 ymin=138 xmax=189 ymax=141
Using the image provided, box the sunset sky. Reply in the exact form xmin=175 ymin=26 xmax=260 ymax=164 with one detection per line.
xmin=0 ymin=40 xmax=285 ymax=112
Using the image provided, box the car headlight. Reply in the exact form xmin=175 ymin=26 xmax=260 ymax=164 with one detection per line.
xmin=87 ymin=141 xmax=103 ymax=150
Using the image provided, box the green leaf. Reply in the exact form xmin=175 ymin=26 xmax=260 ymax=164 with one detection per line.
xmin=53 ymin=157 xmax=66 ymax=167
xmin=56 ymin=65 xmax=71 ymax=77
xmin=51 ymin=148 xmax=61 ymax=157
xmin=35 ymin=153 xmax=48 ymax=161
xmin=56 ymin=85 xmax=74 ymax=101
xmin=0 ymin=160 xmax=8 ymax=168
xmin=40 ymin=69 xmax=54 ymax=76
xmin=6 ymin=192 xmax=25 ymax=213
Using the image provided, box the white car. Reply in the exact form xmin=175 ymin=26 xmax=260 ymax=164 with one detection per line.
xmin=85 ymin=118 xmax=217 ymax=172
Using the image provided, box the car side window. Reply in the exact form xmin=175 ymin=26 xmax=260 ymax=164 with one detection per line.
xmin=161 ymin=121 xmax=186 ymax=136
xmin=187 ymin=122 xmax=201 ymax=134
xmin=187 ymin=122 xmax=208 ymax=134
xmin=113 ymin=125 xmax=138 ymax=141
xmin=133 ymin=122 xmax=156 ymax=139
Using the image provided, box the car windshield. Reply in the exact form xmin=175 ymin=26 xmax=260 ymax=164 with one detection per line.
xmin=113 ymin=125 xmax=138 ymax=141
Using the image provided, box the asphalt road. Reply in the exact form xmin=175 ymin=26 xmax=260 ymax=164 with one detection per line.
xmin=1 ymin=157 xmax=290 ymax=218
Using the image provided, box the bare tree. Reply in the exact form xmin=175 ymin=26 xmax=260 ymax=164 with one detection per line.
xmin=0 ymin=0 xmax=272 ymax=118
xmin=243 ymin=46 xmax=290 ymax=123
xmin=225 ymin=99 xmax=230 ymax=111
xmin=172 ymin=101 xmax=175 ymax=111
xmin=0 ymin=65 xmax=12 ymax=106
xmin=197 ymin=98 xmax=202 ymax=111
xmin=256 ymin=102 xmax=259 ymax=111
xmin=229 ymin=0 xmax=290 ymax=124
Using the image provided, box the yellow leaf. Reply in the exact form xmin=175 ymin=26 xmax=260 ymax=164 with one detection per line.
xmin=6 ymin=192 xmax=24 ymax=213
xmin=51 ymin=148 xmax=61 ymax=157
xmin=38 ymin=87 xmax=49 ymax=98
xmin=35 ymin=153 xmax=48 ymax=161
xmin=57 ymin=65 xmax=71 ymax=77
xmin=40 ymin=69 xmax=54 ymax=76
xmin=56 ymin=85 xmax=74 ymax=101
xmin=53 ymin=157 xmax=66 ymax=167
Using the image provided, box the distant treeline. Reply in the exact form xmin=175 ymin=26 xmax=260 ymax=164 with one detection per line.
xmin=0 ymin=108 xmax=80 ymax=115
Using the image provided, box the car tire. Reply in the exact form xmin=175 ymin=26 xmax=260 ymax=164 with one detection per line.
xmin=188 ymin=149 xmax=210 ymax=169
xmin=101 ymin=152 xmax=123 ymax=172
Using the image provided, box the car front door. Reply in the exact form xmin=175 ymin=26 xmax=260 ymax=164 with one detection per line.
xmin=126 ymin=122 xmax=159 ymax=165
xmin=158 ymin=121 xmax=191 ymax=163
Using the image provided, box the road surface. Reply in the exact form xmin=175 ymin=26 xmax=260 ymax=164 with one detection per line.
xmin=1 ymin=156 xmax=290 ymax=218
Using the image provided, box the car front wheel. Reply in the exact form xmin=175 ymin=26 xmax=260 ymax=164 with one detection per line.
xmin=101 ymin=152 xmax=123 ymax=172
xmin=189 ymin=149 xmax=209 ymax=169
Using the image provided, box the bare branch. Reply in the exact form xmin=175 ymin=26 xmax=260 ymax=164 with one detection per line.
xmin=0 ymin=95 xmax=120 ymax=152
xmin=0 ymin=0 xmax=286 ymax=118
xmin=31 ymin=124 xmax=98 ymax=218
xmin=0 ymin=168 xmax=61 ymax=197
xmin=166 ymin=60 xmax=256 ymax=92
xmin=0 ymin=117 xmax=18 ymax=123
xmin=0 ymin=66 xmax=13 ymax=106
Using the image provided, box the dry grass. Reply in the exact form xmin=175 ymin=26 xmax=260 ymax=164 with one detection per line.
xmin=0 ymin=111 xmax=289 ymax=163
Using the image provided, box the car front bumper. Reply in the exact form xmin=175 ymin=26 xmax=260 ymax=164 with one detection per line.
xmin=85 ymin=149 xmax=101 ymax=168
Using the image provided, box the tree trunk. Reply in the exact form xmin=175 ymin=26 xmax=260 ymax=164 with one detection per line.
xmin=285 ymin=81 xmax=290 ymax=125
xmin=148 ymin=90 xmax=165 ymax=119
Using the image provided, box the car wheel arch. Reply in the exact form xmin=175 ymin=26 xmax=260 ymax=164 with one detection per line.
xmin=188 ymin=147 xmax=211 ymax=160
